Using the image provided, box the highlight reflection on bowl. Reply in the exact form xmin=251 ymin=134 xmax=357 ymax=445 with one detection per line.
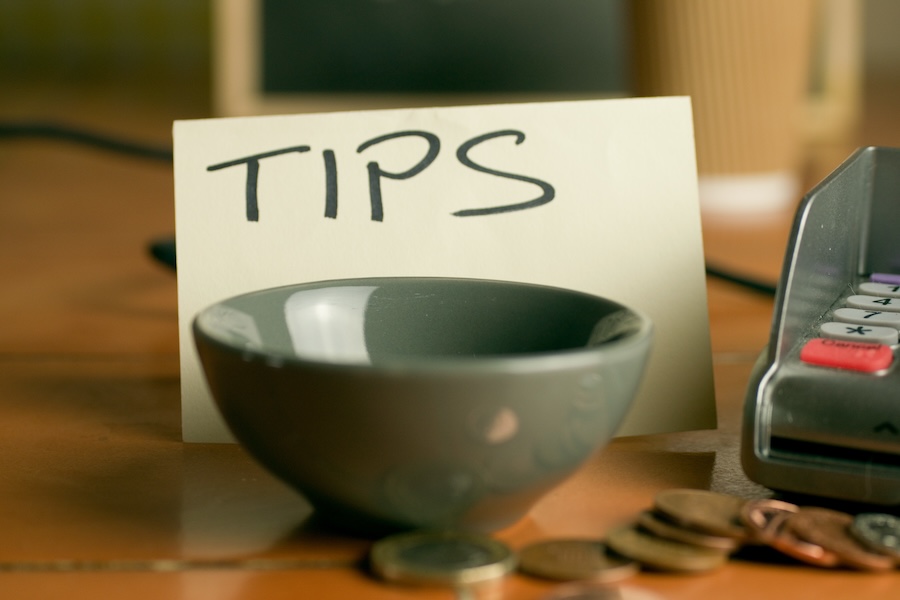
xmin=193 ymin=277 xmax=653 ymax=534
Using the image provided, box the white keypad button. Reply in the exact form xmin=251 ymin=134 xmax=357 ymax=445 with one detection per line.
xmin=833 ymin=307 xmax=900 ymax=329
xmin=820 ymin=321 xmax=899 ymax=345
xmin=845 ymin=295 xmax=900 ymax=312
xmin=859 ymin=282 xmax=900 ymax=298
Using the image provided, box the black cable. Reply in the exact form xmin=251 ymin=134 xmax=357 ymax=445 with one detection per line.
xmin=0 ymin=120 xmax=173 ymax=162
xmin=145 ymin=236 xmax=782 ymax=297
xmin=148 ymin=236 xmax=177 ymax=270
xmin=705 ymin=263 xmax=778 ymax=296
xmin=0 ymin=119 xmax=780 ymax=295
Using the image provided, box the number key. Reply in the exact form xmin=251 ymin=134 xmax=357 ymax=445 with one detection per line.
xmin=846 ymin=295 xmax=900 ymax=312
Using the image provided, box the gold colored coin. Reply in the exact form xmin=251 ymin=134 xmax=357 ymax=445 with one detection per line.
xmin=605 ymin=524 xmax=729 ymax=573
xmin=518 ymin=538 xmax=639 ymax=583
xmin=370 ymin=530 xmax=516 ymax=586
xmin=637 ymin=510 xmax=741 ymax=551
xmin=653 ymin=489 xmax=748 ymax=540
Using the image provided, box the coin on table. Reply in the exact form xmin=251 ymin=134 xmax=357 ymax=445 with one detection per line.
xmin=739 ymin=498 xmax=800 ymax=545
xmin=605 ymin=524 xmax=729 ymax=573
xmin=786 ymin=507 xmax=895 ymax=572
xmin=518 ymin=538 xmax=639 ymax=583
xmin=541 ymin=582 xmax=666 ymax=600
xmin=637 ymin=510 xmax=742 ymax=552
xmin=652 ymin=489 xmax=748 ymax=540
xmin=764 ymin=509 xmax=841 ymax=568
xmin=370 ymin=530 xmax=516 ymax=586
xmin=851 ymin=512 xmax=900 ymax=561
xmin=539 ymin=581 xmax=623 ymax=600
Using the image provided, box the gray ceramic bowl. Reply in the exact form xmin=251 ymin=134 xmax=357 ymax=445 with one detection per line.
xmin=193 ymin=277 xmax=653 ymax=534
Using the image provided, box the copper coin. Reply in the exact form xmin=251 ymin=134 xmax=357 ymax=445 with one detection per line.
xmin=739 ymin=498 xmax=799 ymax=544
xmin=653 ymin=489 xmax=748 ymax=540
xmin=767 ymin=511 xmax=842 ymax=568
xmin=851 ymin=512 xmax=900 ymax=561
xmin=637 ymin=510 xmax=741 ymax=552
xmin=605 ymin=524 xmax=729 ymax=573
xmin=517 ymin=539 xmax=639 ymax=583
xmin=787 ymin=507 xmax=895 ymax=572
xmin=541 ymin=583 xmax=666 ymax=600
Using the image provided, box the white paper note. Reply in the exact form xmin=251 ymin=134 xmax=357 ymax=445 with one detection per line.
xmin=174 ymin=97 xmax=716 ymax=443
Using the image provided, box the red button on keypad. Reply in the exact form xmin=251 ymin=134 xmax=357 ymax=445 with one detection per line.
xmin=800 ymin=338 xmax=893 ymax=372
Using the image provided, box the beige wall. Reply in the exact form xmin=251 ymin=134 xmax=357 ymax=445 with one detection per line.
xmin=864 ymin=0 xmax=900 ymax=75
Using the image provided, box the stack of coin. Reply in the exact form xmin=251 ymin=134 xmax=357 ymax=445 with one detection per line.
xmin=369 ymin=489 xmax=900 ymax=592
xmin=789 ymin=507 xmax=890 ymax=569
xmin=606 ymin=489 xmax=900 ymax=573
xmin=603 ymin=489 xmax=747 ymax=574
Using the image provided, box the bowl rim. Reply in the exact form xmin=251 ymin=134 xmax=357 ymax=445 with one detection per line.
xmin=192 ymin=276 xmax=653 ymax=374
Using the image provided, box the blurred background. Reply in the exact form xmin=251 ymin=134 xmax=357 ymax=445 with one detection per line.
xmin=1 ymin=0 xmax=900 ymax=193
xmin=1 ymin=1 xmax=898 ymax=92
xmin=0 ymin=0 xmax=209 ymax=91
xmin=1 ymin=1 xmax=896 ymax=100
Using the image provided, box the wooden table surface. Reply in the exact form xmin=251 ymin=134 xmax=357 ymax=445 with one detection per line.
xmin=2 ymin=77 xmax=900 ymax=599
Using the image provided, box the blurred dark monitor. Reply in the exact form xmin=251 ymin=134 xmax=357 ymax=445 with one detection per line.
xmin=214 ymin=0 xmax=627 ymax=116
